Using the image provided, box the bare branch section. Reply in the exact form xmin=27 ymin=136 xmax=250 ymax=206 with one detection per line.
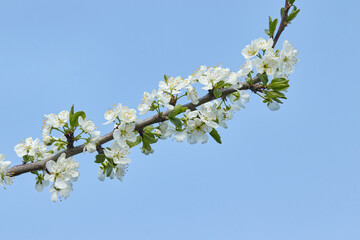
xmin=272 ymin=0 xmax=291 ymax=48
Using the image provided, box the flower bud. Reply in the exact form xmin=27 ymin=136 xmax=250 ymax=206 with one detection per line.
xmin=43 ymin=136 xmax=55 ymax=146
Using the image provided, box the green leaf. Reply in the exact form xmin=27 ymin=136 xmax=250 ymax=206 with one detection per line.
xmin=209 ymin=128 xmax=222 ymax=144
xmin=245 ymin=73 xmax=253 ymax=85
xmin=280 ymin=7 xmax=284 ymax=17
xmin=287 ymin=8 xmax=300 ymax=22
xmin=265 ymin=90 xmax=286 ymax=99
xmin=22 ymin=155 xmax=33 ymax=163
xmin=126 ymin=136 xmax=142 ymax=148
xmin=106 ymin=165 xmax=113 ymax=177
xmin=168 ymin=104 xmax=188 ymax=118
xmin=142 ymin=138 xmax=152 ymax=152
xmin=169 ymin=116 xmax=182 ymax=129
xmin=269 ymin=18 xmax=278 ymax=36
xmin=144 ymin=125 xmax=155 ymax=132
xmin=164 ymin=74 xmax=169 ymax=82
xmin=95 ymin=154 xmax=106 ymax=163
xmin=213 ymin=88 xmax=222 ymax=98
xmin=271 ymin=78 xmax=288 ymax=83
xmin=143 ymin=132 xmax=158 ymax=144
xmin=31 ymin=170 xmax=39 ymax=176
xmin=273 ymin=98 xmax=284 ymax=104
xmin=264 ymin=29 xmax=270 ymax=36
xmin=259 ymin=74 xmax=269 ymax=85
xmin=70 ymin=111 xmax=86 ymax=129
xmin=289 ymin=0 xmax=295 ymax=5
xmin=268 ymin=82 xmax=289 ymax=91
xmin=70 ymin=104 xmax=74 ymax=119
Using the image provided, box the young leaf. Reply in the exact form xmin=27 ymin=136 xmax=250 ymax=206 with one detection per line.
xmin=209 ymin=128 xmax=222 ymax=144
xmin=142 ymin=138 xmax=152 ymax=152
xmin=168 ymin=116 xmax=182 ymax=129
xmin=168 ymin=104 xmax=188 ymax=118
xmin=126 ymin=136 xmax=142 ymax=148
xmin=213 ymin=88 xmax=222 ymax=98
xmin=287 ymin=8 xmax=300 ymax=22
xmin=144 ymin=125 xmax=155 ymax=132
xmin=143 ymin=132 xmax=158 ymax=144
xmin=268 ymin=82 xmax=289 ymax=91
xmin=264 ymin=29 xmax=271 ymax=36
xmin=259 ymin=74 xmax=269 ymax=85
xmin=106 ymin=165 xmax=113 ymax=177
xmin=70 ymin=111 xmax=86 ymax=129
xmin=70 ymin=104 xmax=74 ymax=119
xmin=246 ymin=73 xmax=253 ymax=85
xmin=269 ymin=18 xmax=278 ymax=36
xmin=95 ymin=154 xmax=106 ymax=163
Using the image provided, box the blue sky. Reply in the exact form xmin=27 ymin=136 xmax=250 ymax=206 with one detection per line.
xmin=1 ymin=0 xmax=360 ymax=239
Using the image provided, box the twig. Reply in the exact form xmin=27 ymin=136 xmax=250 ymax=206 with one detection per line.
xmin=272 ymin=0 xmax=291 ymax=48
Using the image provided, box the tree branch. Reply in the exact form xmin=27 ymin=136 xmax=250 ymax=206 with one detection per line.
xmin=272 ymin=0 xmax=291 ymax=48
xmin=7 ymin=79 xmax=258 ymax=177
xmin=7 ymin=0 xmax=292 ymax=178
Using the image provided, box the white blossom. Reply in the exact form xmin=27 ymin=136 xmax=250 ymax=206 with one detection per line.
xmin=158 ymin=76 xmax=189 ymax=95
xmin=253 ymin=53 xmax=278 ymax=76
xmin=118 ymin=106 xmax=137 ymax=123
xmin=83 ymin=135 xmax=99 ymax=153
xmin=158 ymin=121 xmax=175 ymax=140
xmin=156 ymin=90 xmax=174 ymax=110
xmin=35 ymin=179 xmax=49 ymax=192
xmin=98 ymin=168 xmax=106 ymax=181
xmin=14 ymin=137 xmax=50 ymax=161
xmin=104 ymin=104 xmax=122 ymax=125
xmin=44 ymin=111 xmax=69 ymax=128
xmin=241 ymin=42 xmax=259 ymax=59
xmin=49 ymin=182 xmax=73 ymax=202
xmin=254 ymin=37 xmax=274 ymax=51
xmin=32 ymin=140 xmax=51 ymax=161
xmin=278 ymin=40 xmax=298 ymax=74
xmin=44 ymin=153 xmax=79 ymax=202
xmin=104 ymin=142 xmax=131 ymax=165
xmin=198 ymin=66 xmax=227 ymax=90
xmin=113 ymin=122 xmax=137 ymax=147
xmin=104 ymin=104 xmax=137 ymax=124
xmin=173 ymin=131 xmax=187 ymax=142
xmin=78 ymin=116 xmax=97 ymax=134
xmin=186 ymin=118 xmax=212 ymax=144
xmin=237 ymin=60 xmax=253 ymax=77
xmin=185 ymin=85 xmax=199 ymax=104
xmin=268 ymin=102 xmax=280 ymax=111
xmin=0 ymin=154 xmax=13 ymax=189
xmin=198 ymin=102 xmax=219 ymax=129
xmin=138 ymin=90 xmax=156 ymax=115
xmin=14 ymin=137 xmax=35 ymax=157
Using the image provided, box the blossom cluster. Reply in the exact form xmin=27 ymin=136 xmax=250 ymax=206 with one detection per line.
xmin=9 ymin=107 xmax=100 ymax=202
xmin=153 ymin=91 xmax=250 ymax=144
xmin=241 ymin=38 xmax=298 ymax=75
xmin=100 ymin=103 xmax=138 ymax=181
xmin=14 ymin=137 xmax=51 ymax=161
xmin=135 ymin=38 xmax=297 ymax=147
xmin=44 ymin=153 xmax=80 ymax=202
xmin=43 ymin=110 xmax=100 ymax=154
